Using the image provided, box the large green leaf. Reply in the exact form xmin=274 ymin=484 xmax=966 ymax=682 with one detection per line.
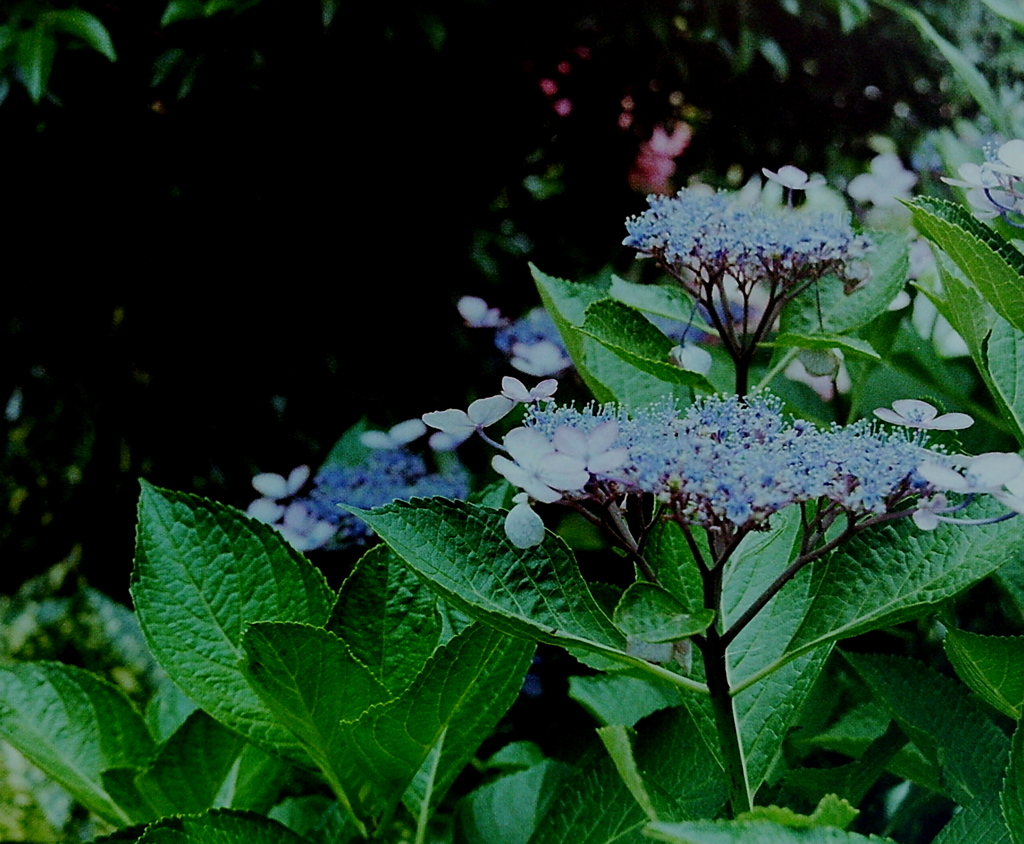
xmin=458 ymin=759 xmax=570 ymax=844
xmin=132 ymin=482 xmax=334 ymax=760
xmin=528 ymin=752 xmax=648 ymax=844
xmin=329 ymin=544 xmax=442 ymax=695
xmin=643 ymin=517 xmax=706 ymax=613
xmin=135 ymin=808 xmax=311 ymax=843
xmin=581 ymin=300 xmax=714 ymax=392
xmin=608 ymin=275 xmax=704 ymax=324
xmin=613 ymin=582 xmax=714 ymax=643
xmin=46 ymin=9 xmax=117 ymax=60
xmin=336 ymin=622 xmax=532 ymax=822
xmin=844 ymin=653 xmax=1009 ymax=806
xmin=907 ymin=196 xmax=1024 ymax=334
xmin=0 ymin=662 xmax=154 ymax=827
xmin=532 ymin=264 xmax=691 ymax=407
xmin=355 ymin=498 xmax=626 ymax=659
xmin=16 ymin=24 xmax=56 ymax=103
xmin=1002 ymin=721 xmax=1024 ymax=844
xmin=240 ymin=621 xmax=387 ymax=831
xmin=932 ymin=790 xmax=1012 ymax=844
xmin=944 ymin=629 xmax=1024 ymax=720
xmin=134 ymin=709 xmax=244 ymax=817
xmin=985 ymin=318 xmax=1024 ymax=447
xmin=722 ymin=509 xmax=831 ymax=795
xmin=781 ymin=500 xmax=1024 ymax=667
xmin=568 ymin=673 xmax=684 ymax=728
xmin=646 ymin=819 xmax=895 ymax=843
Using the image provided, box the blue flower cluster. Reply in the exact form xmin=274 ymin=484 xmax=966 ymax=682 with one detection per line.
xmin=523 ymin=393 xmax=937 ymax=530
xmin=623 ymin=189 xmax=873 ymax=293
xmin=307 ymin=449 xmax=471 ymax=546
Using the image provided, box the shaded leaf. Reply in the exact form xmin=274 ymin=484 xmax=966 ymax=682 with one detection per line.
xmin=646 ymin=818 xmax=895 ymax=843
xmin=47 ymin=10 xmax=116 ymax=60
xmin=613 ymin=583 xmax=714 ymax=643
xmin=458 ymin=759 xmax=569 ymax=844
xmin=135 ymin=807 xmax=311 ymax=843
xmin=132 ymin=482 xmax=333 ymax=760
xmin=944 ymin=629 xmax=1024 ymax=719
xmin=568 ymin=673 xmax=683 ymax=728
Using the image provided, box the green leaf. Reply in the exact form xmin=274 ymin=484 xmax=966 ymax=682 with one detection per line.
xmin=268 ymin=796 xmax=352 ymax=844
xmin=355 ymin=498 xmax=626 ymax=659
xmin=723 ymin=508 xmax=830 ymax=794
xmin=784 ymin=499 xmax=1024 ymax=665
xmin=240 ymin=621 xmax=388 ymax=831
xmin=783 ymin=230 xmax=909 ymax=337
xmin=0 ymin=662 xmax=154 ymax=826
xmin=769 ymin=333 xmax=880 ymax=360
xmin=568 ymin=674 xmax=683 ymax=728
xmin=458 ymin=760 xmax=569 ymax=844
xmin=608 ymin=276 xmax=706 ymax=325
xmin=319 ymin=418 xmax=374 ymax=474
xmin=1002 ymin=721 xmax=1024 ymax=844
xmin=132 ymin=482 xmax=334 ymax=761
xmin=336 ymin=622 xmax=532 ymax=822
xmin=160 ymin=0 xmax=206 ymax=26
xmin=135 ymin=808 xmax=311 ymax=843
xmin=944 ymin=629 xmax=1024 ymax=719
xmin=933 ymin=791 xmax=1012 ymax=844
xmin=737 ymin=794 xmax=858 ymax=829
xmin=844 ymin=653 xmax=1009 ymax=805
xmin=329 ymin=543 xmax=442 ymax=695
xmin=581 ymin=299 xmax=715 ymax=391
xmin=134 ymin=709 xmax=244 ymax=817
xmin=646 ymin=818 xmax=895 ymax=843
xmin=906 ymin=196 xmax=1024 ymax=334
xmin=980 ymin=0 xmax=1024 ymax=30
xmin=222 ymin=742 xmax=290 ymax=812
xmin=598 ymin=706 xmax=729 ymax=824
xmin=985 ymin=318 xmax=1024 ymax=447
xmin=613 ymin=582 xmax=714 ymax=643
xmin=872 ymin=0 xmax=1012 ymax=138
xmin=46 ymin=10 xmax=116 ymax=60
xmin=16 ymin=24 xmax=56 ymax=103
xmin=643 ymin=517 xmax=706 ymax=613
xmin=532 ymin=264 xmax=692 ymax=407
xmin=528 ymin=752 xmax=648 ymax=844
xmin=144 ymin=674 xmax=198 ymax=745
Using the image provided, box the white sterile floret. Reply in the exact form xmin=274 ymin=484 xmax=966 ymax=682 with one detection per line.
xmin=501 ymin=376 xmax=558 ymax=403
xmin=360 ymin=418 xmax=428 ymax=449
xmin=919 ymin=452 xmax=1024 ymax=494
xmin=847 ymin=153 xmax=917 ymax=207
xmin=423 ymin=395 xmax=516 ymax=442
xmin=912 ymin=493 xmax=948 ymax=531
xmin=504 ymin=492 xmax=546 ymax=548
xmin=277 ymin=501 xmax=336 ymax=551
xmin=252 ymin=464 xmax=310 ymax=499
xmin=510 ymin=339 xmax=572 ymax=377
xmin=873 ymin=399 xmax=973 ymax=430
xmin=492 ymin=427 xmax=590 ymax=503
xmin=457 ymin=295 xmax=504 ymax=327
xmin=552 ymin=420 xmax=629 ymax=474
xmin=669 ymin=343 xmax=713 ymax=376
xmin=761 ymin=165 xmax=826 ymax=191
xmin=988 ymin=139 xmax=1024 ymax=178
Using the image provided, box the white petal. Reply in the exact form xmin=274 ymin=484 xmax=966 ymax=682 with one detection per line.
xmin=247 ymin=498 xmax=285 ymax=523
xmin=588 ymin=420 xmax=620 ymax=455
xmin=873 ymin=407 xmax=908 ymax=425
xmin=532 ymin=378 xmax=559 ymax=399
xmin=252 ymin=472 xmax=289 ymax=498
xmin=491 ymin=455 xmax=561 ymax=502
xmin=467 ymin=395 xmax=516 ymax=426
xmin=588 ymin=447 xmax=629 ymax=474
xmin=536 ymin=454 xmax=590 ymax=492
xmin=505 ymin=501 xmax=546 ymax=548
xmin=918 ymin=462 xmax=972 ymax=492
xmin=912 ymin=508 xmax=940 ymax=530
xmin=928 ymin=412 xmax=974 ymax=430
xmin=360 ymin=431 xmax=395 ymax=449
xmin=285 ymin=465 xmax=310 ymax=494
xmin=968 ymin=452 xmax=1024 ymax=487
xmin=891 ymin=399 xmax=936 ymax=422
xmin=511 ymin=341 xmax=570 ymax=376
xmin=422 ymin=409 xmax=474 ymax=436
xmin=504 ymin=427 xmax=556 ymax=465
xmin=552 ymin=426 xmax=588 ymax=459
xmin=998 ymin=139 xmax=1024 ymax=174
xmin=428 ymin=430 xmax=467 ymax=451
xmin=388 ymin=418 xmax=427 ymax=444
xmin=501 ymin=376 xmax=532 ymax=402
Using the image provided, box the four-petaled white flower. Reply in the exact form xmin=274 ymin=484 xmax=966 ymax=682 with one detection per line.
xmin=504 ymin=492 xmax=546 ymax=548
xmin=492 ymin=427 xmax=589 ymax=503
xmin=360 ymin=418 xmax=428 ymax=449
xmin=422 ymin=394 xmax=516 ymax=450
xmin=847 ymin=153 xmax=917 ymax=208
xmin=551 ymin=421 xmax=628 ymax=475
xmin=912 ymin=493 xmax=949 ymax=531
xmin=510 ymin=339 xmax=572 ymax=377
xmin=248 ymin=465 xmax=310 ymax=523
xmin=761 ymin=165 xmax=826 ymax=191
xmin=873 ymin=399 xmax=973 ymax=430
xmin=501 ymin=376 xmax=558 ymax=403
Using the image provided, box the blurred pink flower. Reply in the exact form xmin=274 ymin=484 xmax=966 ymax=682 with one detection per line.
xmin=629 ymin=123 xmax=693 ymax=194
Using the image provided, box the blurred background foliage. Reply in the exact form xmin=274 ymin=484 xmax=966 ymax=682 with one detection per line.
xmin=1 ymin=0 xmax=1021 ymax=659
